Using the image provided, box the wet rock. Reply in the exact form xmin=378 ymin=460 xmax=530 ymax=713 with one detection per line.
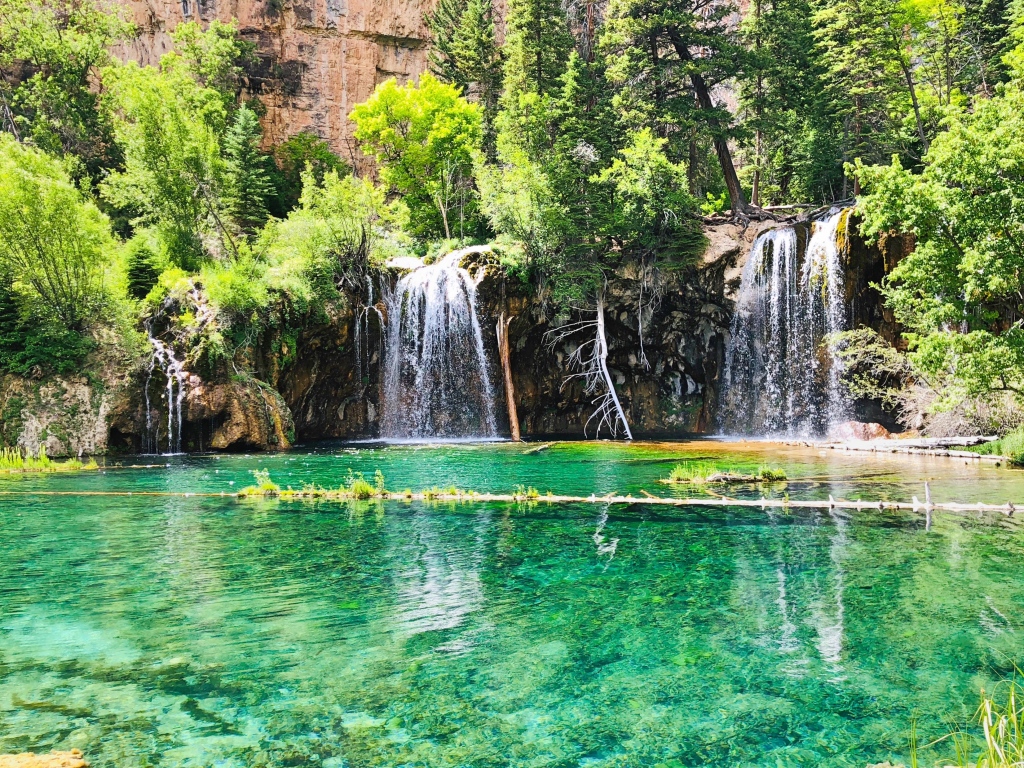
xmin=830 ymin=421 xmax=892 ymax=441
xmin=0 ymin=750 xmax=89 ymax=768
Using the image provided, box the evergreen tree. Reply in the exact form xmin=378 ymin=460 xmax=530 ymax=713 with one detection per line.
xmin=223 ymin=105 xmax=273 ymax=235
xmin=124 ymin=238 xmax=161 ymax=300
xmin=601 ymin=0 xmax=750 ymax=212
xmin=502 ymin=0 xmax=574 ymax=99
xmin=739 ymin=0 xmax=845 ymax=203
xmin=451 ymin=0 xmax=503 ymax=157
xmin=425 ymin=0 xmax=469 ymax=86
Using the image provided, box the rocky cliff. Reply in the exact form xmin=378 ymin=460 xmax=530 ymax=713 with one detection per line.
xmin=0 ymin=217 xmax=900 ymax=454
xmin=113 ymin=0 xmax=434 ymax=158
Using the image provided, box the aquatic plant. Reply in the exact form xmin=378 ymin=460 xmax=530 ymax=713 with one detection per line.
xmin=0 ymin=446 xmax=97 ymax=473
xmin=239 ymin=469 xmax=281 ymax=496
xmin=757 ymin=466 xmax=788 ymax=482
xmin=664 ymin=462 xmax=787 ymax=485
xmin=948 ymin=681 xmax=1024 ymax=767
xmin=668 ymin=462 xmax=720 ymax=484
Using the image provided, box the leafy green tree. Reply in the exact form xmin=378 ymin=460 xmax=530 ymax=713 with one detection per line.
xmin=0 ymin=0 xmax=129 ymax=178
xmin=813 ymin=0 xmax=930 ymax=187
xmin=168 ymin=20 xmax=255 ymax=109
xmin=101 ymin=59 xmax=228 ymax=269
xmin=350 ymin=74 xmax=483 ymax=239
xmin=223 ymin=105 xmax=273 ymax=234
xmin=270 ymin=132 xmax=349 ymax=216
xmin=854 ymin=54 xmax=1024 ymax=409
xmin=0 ymin=134 xmax=113 ymax=329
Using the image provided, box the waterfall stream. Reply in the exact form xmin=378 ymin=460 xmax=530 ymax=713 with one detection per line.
xmin=144 ymin=320 xmax=187 ymax=454
xmin=719 ymin=208 xmax=852 ymax=436
xmin=381 ymin=251 xmax=499 ymax=440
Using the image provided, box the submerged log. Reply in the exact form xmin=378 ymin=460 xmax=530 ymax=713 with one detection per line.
xmin=496 ymin=313 xmax=521 ymax=442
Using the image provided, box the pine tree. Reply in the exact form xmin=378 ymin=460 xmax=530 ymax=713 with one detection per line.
xmin=223 ymin=105 xmax=273 ymax=235
xmin=451 ymin=0 xmax=503 ymax=157
xmin=124 ymin=239 xmax=161 ymax=300
xmin=425 ymin=0 xmax=470 ymax=87
xmin=502 ymin=0 xmax=574 ymax=98
xmin=600 ymin=0 xmax=751 ymax=212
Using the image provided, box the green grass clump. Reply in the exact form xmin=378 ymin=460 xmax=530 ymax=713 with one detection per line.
xmin=668 ymin=462 xmax=720 ymax=484
xmin=912 ymin=680 xmax=1024 ymax=767
xmin=239 ymin=468 xmax=281 ymax=496
xmin=664 ymin=461 xmax=787 ymax=485
xmin=0 ymin=446 xmax=97 ymax=473
xmin=965 ymin=427 xmax=1024 ymax=466
xmin=758 ymin=466 xmax=788 ymax=482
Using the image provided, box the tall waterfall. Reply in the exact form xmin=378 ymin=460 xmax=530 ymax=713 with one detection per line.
xmin=381 ymin=251 xmax=498 ymax=440
xmin=719 ymin=208 xmax=852 ymax=436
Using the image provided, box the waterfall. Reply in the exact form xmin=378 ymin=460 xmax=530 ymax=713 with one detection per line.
xmin=381 ymin=250 xmax=498 ymax=440
xmin=144 ymin=320 xmax=187 ymax=454
xmin=719 ymin=208 xmax=852 ymax=436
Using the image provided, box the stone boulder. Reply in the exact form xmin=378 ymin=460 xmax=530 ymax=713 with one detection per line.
xmin=830 ymin=421 xmax=892 ymax=441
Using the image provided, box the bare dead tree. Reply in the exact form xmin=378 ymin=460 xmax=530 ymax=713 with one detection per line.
xmin=545 ymin=287 xmax=633 ymax=439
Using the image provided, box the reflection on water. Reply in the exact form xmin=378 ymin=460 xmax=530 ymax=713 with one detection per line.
xmin=0 ymin=442 xmax=1023 ymax=767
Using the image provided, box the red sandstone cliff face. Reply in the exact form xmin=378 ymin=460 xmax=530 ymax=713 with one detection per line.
xmin=112 ymin=0 xmax=434 ymax=160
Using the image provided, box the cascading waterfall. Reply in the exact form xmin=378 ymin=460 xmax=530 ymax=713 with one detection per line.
xmin=144 ymin=320 xmax=187 ymax=454
xmin=719 ymin=208 xmax=852 ymax=436
xmin=381 ymin=251 xmax=498 ymax=439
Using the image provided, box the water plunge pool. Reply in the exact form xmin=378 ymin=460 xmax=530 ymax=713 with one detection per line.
xmin=1 ymin=440 xmax=1022 ymax=767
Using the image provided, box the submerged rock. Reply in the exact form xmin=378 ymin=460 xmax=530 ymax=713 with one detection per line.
xmin=0 ymin=750 xmax=89 ymax=767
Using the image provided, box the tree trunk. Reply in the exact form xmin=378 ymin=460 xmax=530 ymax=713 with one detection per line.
xmin=595 ymin=296 xmax=633 ymax=440
xmin=668 ymin=33 xmax=748 ymax=214
xmin=496 ymin=312 xmax=521 ymax=441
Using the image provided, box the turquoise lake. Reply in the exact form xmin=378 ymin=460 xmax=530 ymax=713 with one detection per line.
xmin=1 ymin=440 xmax=1023 ymax=767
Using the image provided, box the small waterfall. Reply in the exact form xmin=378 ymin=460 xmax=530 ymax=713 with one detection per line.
xmin=144 ymin=320 xmax=187 ymax=454
xmin=381 ymin=251 xmax=498 ymax=439
xmin=720 ymin=208 xmax=852 ymax=436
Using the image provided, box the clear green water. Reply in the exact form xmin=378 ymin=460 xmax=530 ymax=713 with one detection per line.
xmin=2 ymin=440 xmax=1024 ymax=767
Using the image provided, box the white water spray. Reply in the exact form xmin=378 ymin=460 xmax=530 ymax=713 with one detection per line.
xmin=144 ymin=320 xmax=187 ymax=454
xmin=720 ymin=208 xmax=852 ymax=436
xmin=381 ymin=250 xmax=498 ymax=439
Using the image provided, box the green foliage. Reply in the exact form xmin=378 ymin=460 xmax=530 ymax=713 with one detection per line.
xmin=967 ymin=426 xmax=1024 ymax=465
xmin=168 ymin=20 xmax=255 ymax=108
xmin=201 ymin=253 xmax=270 ymax=323
xmin=124 ymin=236 xmax=161 ymax=301
xmin=239 ymin=468 xmax=281 ymax=496
xmin=0 ymin=445 xmax=97 ymax=472
xmin=502 ymin=0 xmax=573 ymax=98
xmin=101 ymin=57 xmax=228 ymax=269
xmin=223 ymin=105 xmax=273 ymax=235
xmin=0 ymin=135 xmax=113 ymax=329
xmin=350 ymin=74 xmax=483 ymax=239
xmin=425 ymin=0 xmax=469 ymax=85
xmin=855 ymin=67 xmax=1024 ymax=410
xmin=596 ymin=129 xmax=705 ymax=264
xmin=258 ymin=169 xmax=389 ymax=304
xmin=269 ymin=132 xmax=348 ymax=216
xmin=0 ymin=0 xmax=129 ymax=177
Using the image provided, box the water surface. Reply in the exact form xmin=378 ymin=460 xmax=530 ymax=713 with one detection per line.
xmin=1 ymin=440 xmax=1022 ymax=767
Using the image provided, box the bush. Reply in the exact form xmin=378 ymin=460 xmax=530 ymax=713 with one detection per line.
xmin=201 ymin=254 xmax=270 ymax=323
xmin=0 ymin=134 xmax=114 ymax=329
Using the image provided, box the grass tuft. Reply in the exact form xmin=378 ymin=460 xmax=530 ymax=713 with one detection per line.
xmin=0 ymin=446 xmax=98 ymax=474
